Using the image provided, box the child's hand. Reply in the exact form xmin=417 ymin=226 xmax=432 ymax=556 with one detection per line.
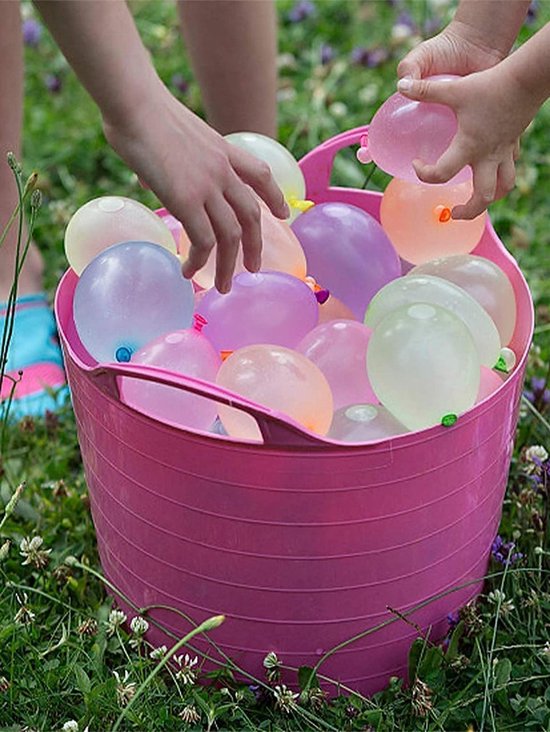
xmin=396 ymin=68 xmax=538 ymax=219
xmin=104 ymin=86 xmax=289 ymax=294
xmin=397 ymin=20 xmax=506 ymax=82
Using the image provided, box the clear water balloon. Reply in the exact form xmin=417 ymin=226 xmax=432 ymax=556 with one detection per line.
xmin=380 ymin=178 xmax=486 ymax=265
xmin=217 ymin=344 xmax=333 ymax=441
xmin=120 ymin=322 xmax=221 ymax=430
xmin=329 ymin=404 xmax=408 ymax=443
xmin=367 ymin=302 xmax=480 ymax=431
xmin=196 ymin=270 xmax=318 ymax=353
xmin=73 ymin=241 xmax=194 ymax=363
xmin=365 ymin=274 xmax=500 ymax=367
xmin=65 ymin=196 xmax=177 ymax=274
xmin=225 ymin=131 xmax=306 ymax=215
xmin=410 ymin=255 xmax=517 ymax=345
xmin=297 ymin=321 xmax=377 ymax=410
xmin=291 ymin=202 xmax=401 ymax=320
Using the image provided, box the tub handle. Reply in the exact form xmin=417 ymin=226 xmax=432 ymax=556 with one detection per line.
xmin=299 ymin=125 xmax=368 ymax=198
xmin=90 ymin=362 xmax=335 ymax=449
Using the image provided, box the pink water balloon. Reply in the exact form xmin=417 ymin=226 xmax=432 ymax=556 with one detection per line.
xmin=297 ymin=320 xmax=377 ymax=410
xmin=329 ymin=404 xmax=408 ymax=443
xmin=380 ymin=178 xmax=486 ymax=265
xmin=179 ymin=200 xmax=307 ymax=290
xmin=196 ymin=270 xmax=318 ymax=353
xmin=291 ymin=202 xmax=401 ymax=321
xmin=120 ymin=321 xmax=221 ymax=430
xmin=476 ymin=366 xmax=504 ymax=403
xmin=217 ymin=344 xmax=333 ymax=441
xmin=367 ymin=76 xmax=470 ymax=184
xmin=73 ymin=241 xmax=194 ymax=364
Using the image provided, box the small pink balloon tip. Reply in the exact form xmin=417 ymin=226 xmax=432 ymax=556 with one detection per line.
xmin=356 ymin=133 xmax=372 ymax=164
xmin=193 ymin=313 xmax=208 ymax=332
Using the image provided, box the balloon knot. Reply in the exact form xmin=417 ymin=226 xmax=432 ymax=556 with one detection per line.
xmin=220 ymin=350 xmax=234 ymax=362
xmin=115 ymin=346 xmax=132 ymax=363
xmin=193 ymin=313 xmax=208 ymax=332
xmin=441 ymin=413 xmax=458 ymax=427
xmin=437 ymin=205 xmax=452 ymax=223
xmin=356 ymin=133 xmax=372 ymax=164
xmin=289 ymin=196 xmax=315 ymax=213
xmin=494 ymin=355 xmax=509 ymax=373
xmin=315 ymin=288 xmax=330 ymax=304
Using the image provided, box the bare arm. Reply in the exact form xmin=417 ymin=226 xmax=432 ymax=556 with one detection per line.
xmin=33 ymin=0 xmax=288 ymax=293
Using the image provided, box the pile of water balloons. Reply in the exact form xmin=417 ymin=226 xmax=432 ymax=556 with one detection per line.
xmin=68 ymin=107 xmax=518 ymax=444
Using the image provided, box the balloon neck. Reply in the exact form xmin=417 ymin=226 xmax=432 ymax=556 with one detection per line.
xmin=193 ymin=313 xmax=208 ymax=333
xmin=493 ymin=355 xmax=509 ymax=373
xmin=356 ymin=133 xmax=372 ymax=164
xmin=288 ymin=196 xmax=315 ymax=213
xmin=436 ymin=205 xmax=452 ymax=223
xmin=441 ymin=413 xmax=458 ymax=427
xmin=303 ymin=275 xmax=330 ymax=302
xmin=220 ymin=350 xmax=234 ymax=362
xmin=115 ymin=346 xmax=133 ymax=363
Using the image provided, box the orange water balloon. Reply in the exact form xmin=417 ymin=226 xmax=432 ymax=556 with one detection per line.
xmin=380 ymin=178 xmax=486 ymax=265
xmin=216 ymin=344 xmax=333 ymax=442
xmin=179 ymin=200 xmax=307 ymax=290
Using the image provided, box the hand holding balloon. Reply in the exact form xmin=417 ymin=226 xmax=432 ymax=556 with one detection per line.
xmin=396 ymin=64 xmax=541 ymax=219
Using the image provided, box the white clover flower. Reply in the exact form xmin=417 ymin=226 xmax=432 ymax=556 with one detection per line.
xmin=179 ymin=704 xmax=200 ymax=724
xmin=273 ymin=684 xmax=299 ymax=713
xmin=105 ymin=609 xmax=127 ymax=636
xmin=174 ymin=653 xmax=198 ymax=685
xmin=541 ymin=641 xmax=550 ymax=661
xmin=62 ymin=721 xmax=79 ymax=732
xmin=113 ymin=670 xmax=136 ymax=707
xmin=149 ymin=645 xmax=167 ymax=660
xmin=130 ymin=616 xmax=149 ymax=636
xmin=19 ymin=535 xmax=51 ymax=569
xmin=525 ymin=445 xmax=548 ymax=464
xmin=263 ymin=651 xmax=280 ymax=669
xmin=487 ymin=589 xmax=515 ymax=614
xmin=329 ymin=102 xmax=348 ymax=119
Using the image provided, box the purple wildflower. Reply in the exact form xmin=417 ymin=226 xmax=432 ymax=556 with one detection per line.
xmin=44 ymin=74 xmax=62 ymax=94
xmin=491 ymin=535 xmax=523 ymax=565
xmin=171 ymin=73 xmax=189 ymax=95
xmin=396 ymin=10 xmax=417 ymax=32
xmin=287 ymin=0 xmax=316 ymax=23
xmin=350 ymin=46 xmax=389 ymax=68
xmin=525 ymin=376 xmax=550 ymax=407
xmin=320 ymin=44 xmax=335 ymax=65
xmin=22 ymin=18 xmax=42 ymax=47
xmin=447 ymin=611 xmax=460 ymax=630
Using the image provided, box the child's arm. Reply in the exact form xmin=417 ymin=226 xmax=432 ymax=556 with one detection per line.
xmin=396 ymin=21 xmax=550 ymax=220
xmin=398 ymin=0 xmax=531 ymax=80
xmin=33 ymin=0 xmax=288 ymax=294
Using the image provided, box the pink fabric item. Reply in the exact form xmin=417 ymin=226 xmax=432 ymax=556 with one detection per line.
xmin=0 ymin=361 xmax=66 ymax=400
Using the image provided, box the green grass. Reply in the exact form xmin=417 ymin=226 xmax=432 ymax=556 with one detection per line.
xmin=1 ymin=1 xmax=549 ymax=730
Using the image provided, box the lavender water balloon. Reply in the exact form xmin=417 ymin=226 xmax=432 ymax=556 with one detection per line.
xmin=120 ymin=320 xmax=221 ymax=430
xmin=196 ymin=270 xmax=318 ymax=353
xmin=291 ymin=202 xmax=400 ymax=321
xmin=297 ymin=320 xmax=377 ymax=410
xmin=73 ymin=241 xmax=194 ymax=363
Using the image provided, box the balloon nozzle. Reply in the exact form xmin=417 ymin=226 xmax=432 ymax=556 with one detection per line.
xmin=436 ymin=205 xmax=452 ymax=223
xmin=441 ymin=413 xmax=458 ymax=427
xmin=193 ymin=313 xmax=208 ymax=333
xmin=288 ymin=196 xmax=315 ymax=214
xmin=356 ymin=133 xmax=372 ymax=164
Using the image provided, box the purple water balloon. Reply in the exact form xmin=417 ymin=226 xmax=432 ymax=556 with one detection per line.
xmin=297 ymin=320 xmax=377 ymax=410
xmin=196 ymin=270 xmax=319 ymax=353
xmin=291 ymin=202 xmax=401 ymax=320
xmin=120 ymin=323 xmax=221 ymax=431
xmin=73 ymin=241 xmax=194 ymax=363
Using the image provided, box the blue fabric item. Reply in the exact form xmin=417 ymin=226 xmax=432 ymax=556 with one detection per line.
xmin=0 ymin=293 xmax=69 ymax=419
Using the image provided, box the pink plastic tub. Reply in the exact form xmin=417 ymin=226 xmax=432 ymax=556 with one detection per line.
xmin=54 ymin=126 xmax=533 ymax=697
